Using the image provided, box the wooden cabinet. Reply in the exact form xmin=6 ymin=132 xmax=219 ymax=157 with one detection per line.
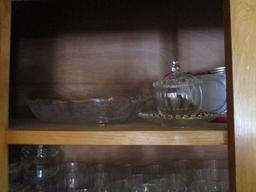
xmin=0 ymin=0 xmax=255 ymax=191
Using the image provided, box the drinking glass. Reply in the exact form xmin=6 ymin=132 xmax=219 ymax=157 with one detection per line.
xmin=127 ymin=174 xmax=146 ymax=192
xmin=150 ymin=177 xmax=187 ymax=192
xmin=138 ymin=183 xmax=160 ymax=192
xmin=190 ymin=180 xmax=208 ymax=192
xmin=171 ymin=160 xmax=193 ymax=185
xmin=9 ymin=162 xmax=24 ymax=185
xmin=22 ymin=158 xmax=61 ymax=192
xmin=202 ymin=160 xmax=228 ymax=170
xmin=90 ymin=172 xmax=109 ymax=192
xmin=21 ymin=145 xmax=63 ymax=164
xmin=75 ymin=189 xmax=89 ymax=192
xmin=62 ymin=162 xmax=91 ymax=192
xmin=145 ymin=164 xmax=162 ymax=180
xmin=9 ymin=162 xmax=32 ymax=192
xmin=104 ymin=179 xmax=130 ymax=192
xmin=190 ymin=180 xmax=228 ymax=192
xmin=173 ymin=160 xmax=192 ymax=173
xmin=207 ymin=180 xmax=226 ymax=192
xmin=119 ymin=164 xmax=133 ymax=179
xmin=205 ymin=169 xmax=225 ymax=182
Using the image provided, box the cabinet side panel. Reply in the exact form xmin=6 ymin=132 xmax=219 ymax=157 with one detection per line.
xmin=224 ymin=0 xmax=236 ymax=191
xmin=0 ymin=0 xmax=11 ymax=191
xmin=230 ymin=0 xmax=256 ymax=191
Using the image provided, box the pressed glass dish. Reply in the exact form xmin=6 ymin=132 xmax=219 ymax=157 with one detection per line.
xmin=28 ymin=96 xmax=146 ymax=126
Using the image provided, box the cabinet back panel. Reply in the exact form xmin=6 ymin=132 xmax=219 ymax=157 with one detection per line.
xmin=9 ymin=145 xmax=227 ymax=165
xmin=10 ymin=0 xmax=224 ymax=116
xmin=61 ymin=146 xmax=227 ymax=165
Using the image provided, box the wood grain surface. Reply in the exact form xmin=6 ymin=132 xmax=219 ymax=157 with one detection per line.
xmin=7 ymin=119 xmax=227 ymax=145
xmin=6 ymin=128 xmax=227 ymax=145
xmin=230 ymin=0 xmax=256 ymax=191
xmin=0 ymin=0 xmax=11 ymax=191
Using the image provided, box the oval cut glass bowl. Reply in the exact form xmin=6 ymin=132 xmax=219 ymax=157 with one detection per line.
xmin=28 ymin=97 xmax=147 ymax=126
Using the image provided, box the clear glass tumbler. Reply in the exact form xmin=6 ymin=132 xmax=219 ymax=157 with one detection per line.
xmin=104 ymin=179 xmax=130 ymax=192
xmin=62 ymin=162 xmax=91 ymax=192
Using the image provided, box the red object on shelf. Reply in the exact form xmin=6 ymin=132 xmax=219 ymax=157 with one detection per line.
xmin=212 ymin=116 xmax=227 ymax=123
xmin=163 ymin=72 xmax=171 ymax=79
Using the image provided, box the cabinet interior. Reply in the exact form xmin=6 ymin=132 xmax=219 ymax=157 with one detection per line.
xmin=9 ymin=0 xmax=224 ymax=118
xmin=8 ymin=0 xmax=227 ymax=162
xmin=9 ymin=145 xmax=229 ymax=191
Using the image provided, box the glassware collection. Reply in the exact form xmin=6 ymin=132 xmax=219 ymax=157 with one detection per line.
xmin=28 ymin=96 xmax=147 ymax=126
xmin=27 ymin=59 xmax=226 ymax=127
xmin=9 ymin=145 xmax=64 ymax=192
xmin=9 ymin=146 xmax=229 ymax=192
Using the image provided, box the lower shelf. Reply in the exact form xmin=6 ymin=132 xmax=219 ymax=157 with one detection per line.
xmin=7 ymin=119 xmax=228 ymax=146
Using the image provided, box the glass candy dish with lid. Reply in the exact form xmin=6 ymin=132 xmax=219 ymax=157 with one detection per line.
xmin=152 ymin=60 xmax=202 ymax=117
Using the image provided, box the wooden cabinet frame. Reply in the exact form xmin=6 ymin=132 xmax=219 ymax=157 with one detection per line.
xmin=0 ymin=0 xmax=255 ymax=191
xmin=228 ymin=0 xmax=256 ymax=191
xmin=0 ymin=0 xmax=11 ymax=190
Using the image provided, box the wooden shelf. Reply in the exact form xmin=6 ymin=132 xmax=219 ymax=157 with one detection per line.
xmin=7 ymin=119 xmax=228 ymax=146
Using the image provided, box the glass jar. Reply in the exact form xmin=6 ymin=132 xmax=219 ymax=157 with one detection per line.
xmin=196 ymin=66 xmax=226 ymax=113
xmin=153 ymin=60 xmax=202 ymax=116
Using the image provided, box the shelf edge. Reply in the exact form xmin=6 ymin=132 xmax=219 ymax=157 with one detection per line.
xmin=6 ymin=130 xmax=228 ymax=146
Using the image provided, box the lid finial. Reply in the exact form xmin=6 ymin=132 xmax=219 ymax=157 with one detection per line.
xmin=169 ymin=59 xmax=180 ymax=75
